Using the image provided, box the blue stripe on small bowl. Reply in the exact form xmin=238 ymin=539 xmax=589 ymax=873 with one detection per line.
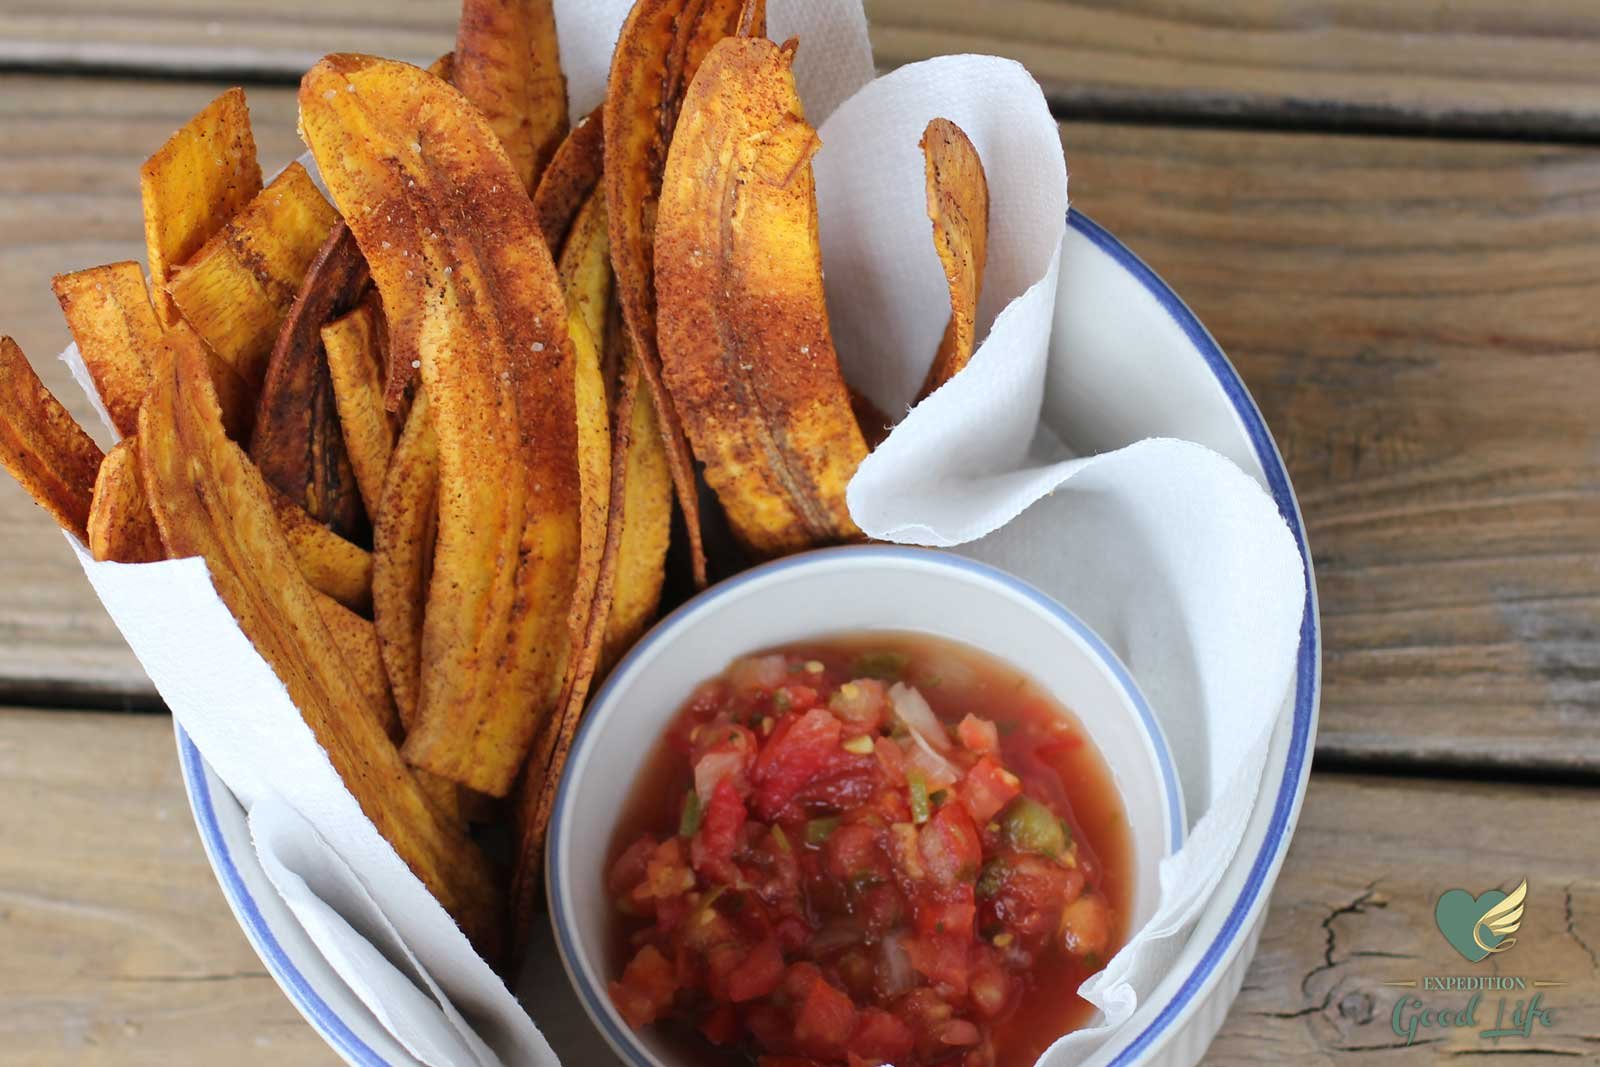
xmin=175 ymin=207 xmax=1320 ymax=1067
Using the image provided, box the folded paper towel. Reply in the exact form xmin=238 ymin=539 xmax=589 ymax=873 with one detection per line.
xmin=63 ymin=0 xmax=1306 ymax=1063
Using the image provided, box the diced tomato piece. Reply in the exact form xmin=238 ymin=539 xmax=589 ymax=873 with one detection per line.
xmin=776 ymin=684 xmax=820 ymax=713
xmin=852 ymin=1008 xmax=915 ymax=1061
xmin=919 ymin=802 xmax=982 ymax=887
xmin=959 ymin=755 xmax=1022 ymax=824
xmin=825 ymin=822 xmax=885 ymax=882
xmin=988 ymin=853 xmax=1084 ymax=945
xmin=793 ymin=970 xmax=858 ymax=1059
xmin=873 ymin=736 xmax=907 ymax=787
xmin=829 ymin=678 xmax=888 ymax=727
xmin=728 ymin=936 xmax=786 ymax=1002
xmin=692 ymin=721 xmax=757 ymax=801
xmin=610 ymin=945 xmax=677 ymax=1028
xmin=904 ymin=934 xmax=970 ymax=998
xmin=699 ymin=1003 xmax=739 ymax=1045
xmin=938 ymin=1018 xmax=981 ymax=1046
xmin=608 ymin=835 xmax=658 ymax=896
xmin=692 ymin=778 xmax=747 ymax=883
xmin=1059 ymin=891 xmax=1113 ymax=958
xmin=793 ymin=754 xmax=881 ymax=812
xmin=915 ymin=884 xmax=976 ymax=939
xmin=968 ymin=947 xmax=1012 ymax=1018
xmin=957 ymin=714 xmax=999 ymax=754
xmin=752 ymin=708 xmax=842 ymax=818
xmin=643 ymin=838 xmax=694 ymax=899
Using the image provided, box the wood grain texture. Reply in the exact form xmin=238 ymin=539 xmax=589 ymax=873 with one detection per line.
xmin=1214 ymin=773 xmax=1600 ymax=1061
xmin=0 ymin=77 xmax=306 ymax=705
xmin=1064 ymin=121 xmax=1600 ymax=774
xmin=6 ymin=1 xmax=1600 ymax=134
xmin=0 ymin=709 xmax=337 ymax=1065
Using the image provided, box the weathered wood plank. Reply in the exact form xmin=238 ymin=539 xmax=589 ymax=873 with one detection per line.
xmin=1063 ymin=121 xmax=1600 ymax=773
xmin=1213 ymin=773 xmax=1600 ymax=1061
xmin=6 ymin=1 xmax=1600 ymax=135
xmin=0 ymin=78 xmax=304 ymax=704
xmin=0 ymin=708 xmax=337 ymax=1064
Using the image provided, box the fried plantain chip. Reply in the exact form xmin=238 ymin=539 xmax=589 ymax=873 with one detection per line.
xmin=140 ymin=88 xmax=262 ymax=326
xmin=268 ymin=485 xmax=373 ymax=615
xmin=0 ymin=337 xmax=104 ymax=541
xmin=322 ymin=299 xmax=398 ymax=519
xmin=250 ymin=223 xmax=367 ymax=539
xmin=453 ymin=0 xmax=568 ymax=194
xmin=601 ymin=348 xmax=672 ymax=671
xmin=137 ymin=341 xmax=502 ymax=957
xmin=604 ymin=0 xmax=753 ymax=589
xmin=87 ymin=438 xmax=164 ymax=564
xmin=531 ymin=104 xmax=604 ymax=252
xmin=916 ymin=118 xmax=989 ymax=400
xmin=51 ymin=262 xmax=163 ymax=438
xmin=313 ymin=591 xmax=400 ymax=741
xmin=167 ymin=162 xmax=340 ymax=390
xmin=427 ymin=51 xmax=456 ymax=81
xmin=372 ymin=388 xmax=438 ymax=732
xmin=301 ymin=54 xmax=581 ymax=798
xmin=158 ymin=321 xmax=257 ymax=444
xmin=656 ymin=37 xmax=867 ymax=557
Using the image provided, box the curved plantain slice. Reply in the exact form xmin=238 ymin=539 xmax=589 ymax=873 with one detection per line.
xmin=301 ymin=54 xmax=581 ymax=798
xmin=167 ymin=162 xmax=340 ymax=390
xmin=88 ymin=438 xmax=164 ymax=564
xmin=656 ymin=36 xmax=867 ymax=558
xmin=140 ymin=87 xmax=262 ymax=326
xmin=51 ymin=261 xmax=164 ymax=439
xmin=250 ymin=222 xmax=367 ymax=539
xmin=601 ymin=351 xmax=672 ymax=672
xmin=268 ymin=486 xmax=373 ymax=615
xmin=916 ymin=117 xmax=990 ymax=400
xmin=313 ymin=591 xmax=400 ymax=741
xmin=453 ymin=0 xmax=568 ymax=194
xmin=137 ymin=341 xmax=502 ymax=959
xmin=531 ymin=104 xmax=604 ymax=252
xmin=0 ymin=337 xmax=104 ymax=541
xmin=372 ymin=388 xmax=437 ymax=732
xmin=322 ymin=298 xmax=398 ymax=519
xmin=604 ymin=0 xmax=751 ymax=589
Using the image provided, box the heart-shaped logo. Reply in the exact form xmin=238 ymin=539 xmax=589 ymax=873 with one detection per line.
xmin=1435 ymin=880 xmax=1526 ymax=962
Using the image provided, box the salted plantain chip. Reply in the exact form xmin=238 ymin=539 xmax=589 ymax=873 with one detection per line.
xmin=140 ymin=87 xmax=262 ymax=326
xmin=250 ymin=222 xmax=367 ymax=539
xmin=427 ymin=51 xmax=455 ymax=82
xmin=372 ymin=388 xmax=438 ymax=732
xmin=604 ymin=0 xmax=753 ymax=588
xmin=87 ymin=438 xmax=164 ymax=564
xmin=137 ymin=341 xmax=502 ymax=957
xmin=51 ymin=262 xmax=164 ymax=438
xmin=453 ymin=0 xmax=568 ymax=193
xmin=917 ymin=118 xmax=990 ymax=400
xmin=656 ymin=36 xmax=867 ymax=557
xmin=531 ymin=104 xmax=604 ymax=252
xmin=322 ymin=299 xmax=398 ymax=519
xmin=313 ymin=592 xmax=400 ymax=741
xmin=167 ymin=162 xmax=340 ymax=390
xmin=301 ymin=54 xmax=581 ymax=798
xmin=0 ymin=337 xmax=104 ymax=541
xmin=268 ymin=486 xmax=373 ymax=615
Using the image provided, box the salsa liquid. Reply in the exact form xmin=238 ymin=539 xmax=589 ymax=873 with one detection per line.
xmin=606 ymin=633 xmax=1132 ymax=1067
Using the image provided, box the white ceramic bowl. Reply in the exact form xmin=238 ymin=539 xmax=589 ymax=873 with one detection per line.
xmin=547 ymin=545 xmax=1186 ymax=1067
xmin=173 ymin=210 xmax=1320 ymax=1067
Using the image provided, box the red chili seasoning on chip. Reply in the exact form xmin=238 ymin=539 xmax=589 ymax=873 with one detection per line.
xmin=606 ymin=634 xmax=1130 ymax=1067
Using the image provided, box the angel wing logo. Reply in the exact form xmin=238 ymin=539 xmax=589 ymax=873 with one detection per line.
xmin=1435 ymin=879 xmax=1527 ymax=963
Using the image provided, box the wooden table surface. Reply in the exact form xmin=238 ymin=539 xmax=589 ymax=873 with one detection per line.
xmin=1 ymin=2 xmax=1596 ymax=1064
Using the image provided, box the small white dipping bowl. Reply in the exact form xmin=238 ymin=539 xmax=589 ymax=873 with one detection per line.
xmin=547 ymin=543 xmax=1185 ymax=1067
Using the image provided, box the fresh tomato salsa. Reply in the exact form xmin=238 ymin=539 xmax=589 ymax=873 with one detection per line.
xmin=606 ymin=633 xmax=1131 ymax=1067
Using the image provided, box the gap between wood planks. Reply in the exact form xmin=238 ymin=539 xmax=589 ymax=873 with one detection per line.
xmin=8 ymin=60 xmax=1600 ymax=148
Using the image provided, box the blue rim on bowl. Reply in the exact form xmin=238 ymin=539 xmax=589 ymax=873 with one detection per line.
xmin=546 ymin=543 xmax=1187 ymax=1067
xmin=173 ymin=208 xmax=1319 ymax=1067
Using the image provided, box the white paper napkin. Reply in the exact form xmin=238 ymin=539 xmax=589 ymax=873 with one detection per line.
xmin=59 ymin=0 xmax=1307 ymax=1063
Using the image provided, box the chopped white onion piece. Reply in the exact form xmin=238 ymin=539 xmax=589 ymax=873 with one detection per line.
xmin=890 ymin=682 xmax=953 ymax=752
